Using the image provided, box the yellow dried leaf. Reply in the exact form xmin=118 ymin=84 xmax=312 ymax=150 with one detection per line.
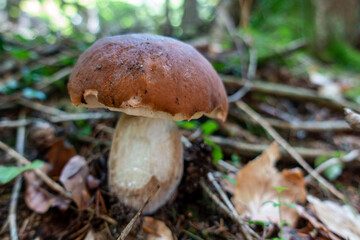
xmin=233 ymin=142 xmax=306 ymax=226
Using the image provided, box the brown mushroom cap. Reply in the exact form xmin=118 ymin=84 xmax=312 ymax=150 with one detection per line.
xmin=68 ymin=34 xmax=228 ymax=121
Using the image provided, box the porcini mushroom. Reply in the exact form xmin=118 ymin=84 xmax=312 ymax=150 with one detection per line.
xmin=68 ymin=34 xmax=228 ymax=214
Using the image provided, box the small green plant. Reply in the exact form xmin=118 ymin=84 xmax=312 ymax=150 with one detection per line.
xmin=204 ymin=137 xmax=223 ymax=163
xmin=0 ymin=160 xmax=44 ymax=184
xmin=263 ymin=186 xmax=296 ymax=240
xmin=314 ymin=152 xmax=345 ymax=181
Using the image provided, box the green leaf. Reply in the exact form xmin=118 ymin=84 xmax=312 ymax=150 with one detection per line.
xmin=231 ymin=154 xmax=242 ymax=166
xmin=204 ymin=137 xmax=223 ymax=163
xmin=273 ymin=186 xmax=288 ymax=193
xmin=223 ymin=174 xmax=236 ymax=185
xmin=345 ymin=86 xmax=360 ymax=104
xmin=9 ymin=48 xmax=37 ymax=60
xmin=262 ymin=200 xmax=277 ymax=207
xmin=248 ymin=220 xmax=272 ymax=227
xmin=284 ymin=203 xmax=297 ymax=209
xmin=0 ymin=160 xmax=44 ymax=184
xmin=78 ymin=125 xmax=92 ymax=137
xmin=176 ymin=120 xmax=199 ymax=130
xmin=314 ymin=155 xmax=344 ymax=181
xmin=200 ymin=120 xmax=219 ymax=135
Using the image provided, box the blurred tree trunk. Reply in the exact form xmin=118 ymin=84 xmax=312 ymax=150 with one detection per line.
xmin=314 ymin=0 xmax=359 ymax=49
xmin=181 ymin=0 xmax=200 ymax=37
xmin=239 ymin=0 xmax=253 ymax=28
xmin=210 ymin=0 xmax=240 ymax=53
xmin=5 ymin=0 xmax=21 ymax=23
xmin=162 ymin=0 xmax=173 ymax=36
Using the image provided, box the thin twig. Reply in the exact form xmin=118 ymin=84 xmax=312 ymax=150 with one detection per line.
xmin=208 ymin=172 xmax=258 ymax=240
xmin=50 ymin=112 xmax=117 ymax=122
xmin=0 ymin=119 xmax=31 ymax=128
xmin=223 ymin=75 xmax=360 ymax=112
xmin=9 ymin=112 xmax=26 ymax=240
xmin=200 ymin=180 xmax=259 ymax=240
xmin=0 ymin=112 xmax=118 ymax=129
xmin=18 ymin=99 xmax=66 ymax=116
xmin=207 ymin=172 xmax=239 ymax=217
xmin=85 ymin=207 xmax=117 ymax=225
xmin=236 ymin=101 xmax=346 ymax=200
xmin=208 ymin=135 xmax=342 ymax=159
xmin=305 ymin=150 xmax=360 ymax=182
xmin=118 ymin=184 xmax=160 ymax=240
xmin=230 ymin=110 xmax=351 ymax=132
xmin=0 ymin=141 xmax=71 ymax=198
xmin=228 ymin=82 xmax=252 ymax=103
xmin=217 ymin=160 xmax=239 ymax=173
xmin=36 ymin=67 xmax=72 ymax=90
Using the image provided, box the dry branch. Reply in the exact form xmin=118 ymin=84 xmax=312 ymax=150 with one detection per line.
xmin=0 ymin=119 xmax=31 ymax=128
xmin=9 ymin=112 xmax=26 ymax=240
xmin=200 ymin=180 xmax=259 ymax=240
xmin=50 ymin=112 xmax=117 ymax=122
xmin=230 ymin=110 xmax=351 ymax=132
xmin=222 ymin=75 xmax=360 ymax=112
xmin=208 ymin=135 xmax=342 ymax=159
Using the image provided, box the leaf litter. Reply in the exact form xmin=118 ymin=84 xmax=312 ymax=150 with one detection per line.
xmin=232 ymin=142 xmax=307 ymax=226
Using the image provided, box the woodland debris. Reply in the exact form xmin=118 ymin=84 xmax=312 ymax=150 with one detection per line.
xmin=209 ymin=135 xmax=343 ymax=159
xmin=222 ymin=75 xmax=360 ymax=112
xmin=307 ymin=195 xmax=360 ymax=240
xmin=0 ymin=141 xmax=71 ymax=198
xmin=59 ymin=155 xmax=92 ymax=210
xmin=45 ymin=138 xmax=76 ymax=177
xmin=230 ymin=110 xmax=351 ymax=132
xmin=296 ymin=205 xmax=341 ymax=240
xmin=236 ymin=100 xmax=345 ymax=200
xmin=24 ymin=163 xmax=70 ymax=213
xmin=233 ymin=142 xmax=307 ymax=226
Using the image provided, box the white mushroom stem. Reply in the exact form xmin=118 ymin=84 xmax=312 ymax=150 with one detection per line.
xmin=108 ymin=114 xmax=183 ymax=214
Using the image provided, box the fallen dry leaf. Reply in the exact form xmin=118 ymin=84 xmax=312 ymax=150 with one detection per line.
xmin=307 ymin=195 xmax=360 ymax=240
xmin=232 ymin=142 xmax=307 ymax=226
xmin=45 ymin=138 xmax=76 ymax=177
xmin=59 ymin=155 xmax=92 ymax=210
xmin=24 ymin=163 xmax=70 ymax=213
xmin=142 ymin=217 xmax=174 ymax=240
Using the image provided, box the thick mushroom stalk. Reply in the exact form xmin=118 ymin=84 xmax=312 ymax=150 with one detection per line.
xmin=108 ymin=114 xmax=183 ymax=214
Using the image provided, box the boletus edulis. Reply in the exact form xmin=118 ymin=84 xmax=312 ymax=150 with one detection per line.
xmin=67 ymin=34 xmax=228 ymax=214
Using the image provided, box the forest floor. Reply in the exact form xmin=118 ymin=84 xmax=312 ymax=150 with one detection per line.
xmin=0 ymin=34 xmax=360 ymax=240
